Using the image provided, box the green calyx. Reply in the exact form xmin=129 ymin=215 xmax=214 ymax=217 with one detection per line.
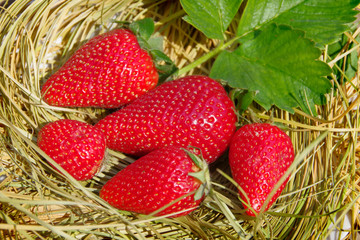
xmin=182 ymin=148 xmax=212 ymax=201
xmin=129 ymin=18 xmax=178 ymax=82
xmin=114 ymin=18 xmax=178 ymax=82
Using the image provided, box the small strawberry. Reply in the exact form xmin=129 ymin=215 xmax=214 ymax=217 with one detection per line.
xmin=228 ymin=123 xmax=295 ymax=216
xmin=37 ymin=119 xmax=107 ymax=181
xmin=95 ymin=75 xmax=237 ymax=163
xmin=100 ymin=146 xmax=210 ymax=218
xmin=41 ymin=28 xmax=158 ymax=108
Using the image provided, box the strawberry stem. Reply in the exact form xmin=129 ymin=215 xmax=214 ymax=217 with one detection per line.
xmin=177 ymin=36 xmax=241 ymax=76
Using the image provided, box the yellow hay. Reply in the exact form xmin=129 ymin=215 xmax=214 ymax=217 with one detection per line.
xmin=0 ymin=0 xmax=359 ymax=239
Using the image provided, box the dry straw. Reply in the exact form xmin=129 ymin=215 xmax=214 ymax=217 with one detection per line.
xmin=0 ymin=0 xmax=359 ymax=239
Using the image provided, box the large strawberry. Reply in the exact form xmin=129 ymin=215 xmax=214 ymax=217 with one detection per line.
xmin=228 ymin=123 xmax=295 ymax=216
xmin=41 ymin=28 xmax=158 ymax=108
xmin=100 ymin=146 xmax=210 ymax=218
xmin=95 ymin=75 xmax=237 ymax=163
xmin=37 ymin=119 xmax=107 ymax=180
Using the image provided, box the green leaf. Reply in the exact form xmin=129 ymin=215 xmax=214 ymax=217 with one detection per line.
xmin=129 ymin=18 xmax=154 ymax=41
xmin=237 ymin=0 xmax=359 ymax=45
xmin=180 ymin=0 xmax=243 ymax=39
xmin=210 ymin=24 xmax=332 ymax=114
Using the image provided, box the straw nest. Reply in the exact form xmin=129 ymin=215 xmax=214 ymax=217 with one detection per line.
xmin=0 ymin=0 xmax=359 ymax=239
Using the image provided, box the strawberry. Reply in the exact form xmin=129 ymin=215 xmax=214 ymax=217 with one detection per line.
xmin=41 ymin=28 xmax=158 ymax=108
xmin=228 ymin=123 xmax=294 ymax=216
xmin=100 ymin=146 xmax=210 ymax=218
xmin=95 ymin=75 xmax=237 ymax=163
xmin=37 ymin=119 xmax=107 ymax=181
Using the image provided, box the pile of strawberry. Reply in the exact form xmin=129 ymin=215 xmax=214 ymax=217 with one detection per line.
xmin=37 ymin=27 xmax=295 ymax=218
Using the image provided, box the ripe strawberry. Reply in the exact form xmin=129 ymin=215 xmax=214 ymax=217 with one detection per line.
xmin=100 ymin=146 xmax=210 ymax=218
xmin=95 ymin=75 xmax=237 ymax=163
xmin=41 ymin=28 xmax=158 ymax=108
xmin=228 ymin=123 xmax=294 ymax=216
xmin=37 ymin=119 xmax=107 ymax=181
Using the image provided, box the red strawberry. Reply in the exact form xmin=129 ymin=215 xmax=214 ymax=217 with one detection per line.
xmin=228 ymin=123 xmax=294 ymax=216
xmin=95 ymin=75 xmax=237 ymax=163
xmin=41 ymin=29 xmax=158 ymax=108
xmin=37 ymin=119 xmax=107 ymax=180
xmin=100 ymin=146 xmax=210 ymax=218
